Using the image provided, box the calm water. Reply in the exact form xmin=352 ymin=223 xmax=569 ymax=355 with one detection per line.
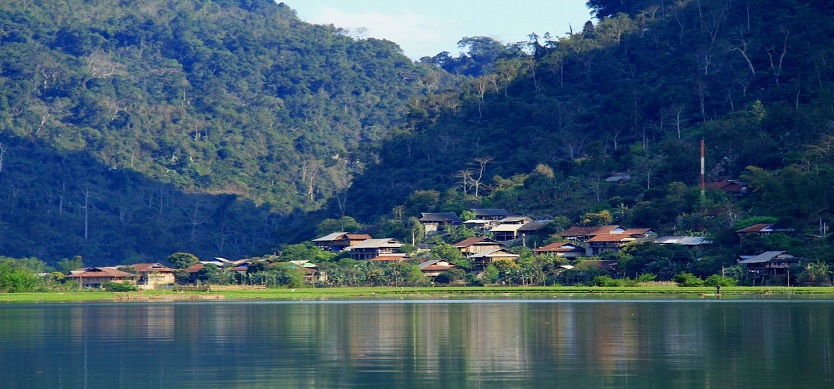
xmin=1 ymin=297 xmax=832 ymax=388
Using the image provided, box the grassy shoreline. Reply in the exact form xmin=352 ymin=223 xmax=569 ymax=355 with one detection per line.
xmin=3 ymin=285 xmax=834 ymax=303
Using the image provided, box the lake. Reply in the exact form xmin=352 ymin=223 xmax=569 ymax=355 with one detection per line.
xmin=1 ymin=297 xmax=832 ymax=388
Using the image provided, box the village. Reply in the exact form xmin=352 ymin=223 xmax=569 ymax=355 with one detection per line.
xmin=66 ymin=206 xmax=805 ymax=290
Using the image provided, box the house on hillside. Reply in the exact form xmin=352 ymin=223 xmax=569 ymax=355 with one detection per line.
xmin=738 ymin=251 xmax=802 ymax=275
xmin=312 ymin=232 xmax=372 ymax=252
xmin=533 ymin=242 xmax=585 ymax=259
xmin=560 ymin=225 xmax=623 ymax=242
xmin=706 ymin=179 xmax=749 ymax=197
xmin=129 ymin=263 xmax=176 ymax=289
xmin=419 ymin=259 xmax=458 ymax=278
xmin=469 ymin=248 xmax=520 ymax=269
xmin=419 ymin=212 xmax=462 ymax=234
xmin=453 ymin=237 xmax=504 ymax=256
xmin=68 ymin=267 xmax=137 ymax=289
xmin=585 ymin=234 xmax=637 ymax=256
xmin=471 ymin=208 xmax=510 ymax=221
xmin=736 ymin=223 xmax=795 ymax=236
xmin=286 ymin=260 xmax=326 ymax=284
xmin=346 ymin=238 xmax=405 ymax=260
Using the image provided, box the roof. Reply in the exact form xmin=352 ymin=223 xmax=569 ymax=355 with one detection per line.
xmin=587 ymin=234 xmax=634 ymax=243
xmin=738 ymin=251 xmax=801 ymax=264
xmin=490 ymin=223 xmax=524 ymax=232
xmin=419 ymin=259 xmax=456 ymax=271
xmin=312 ymin=232 xmax=348 ymax=242
xmin=131 ymin=263 xmax=174 ymax=273
xmin=622 ymin=228 xmax=652 ymax=236
xmin=533 ymin=242 xmax=583 ymax=253
xmin=369 ymin=254 xmax=408 ymax=261
xmin=469 ymin=248 xmax=520 ymax=259
xmin=312 ymin=232 xmax=372 ymax=242
xmin=68 ymin=267 xmax=136 ymax=279
xmin=736 ymin=223 xmax=794 ymax=233
xmin=560 ymin=225 xmax=620 ymax=237
xmin=498 ymin=216 xmax=531 ymax=224
xmin=471 ymin=208 xmax=509 ymax=217
xmin=419 ymin=212 xmax=462 ymax=223
xmin=518 ymin=222 xmax=548 ymax=232
xmin=706 ymin=180 xmax=748 ymax=192
xmin=649 ymin=236 xmax=712 ymax=246
xmin=453 ymin=237 xmax=502 ymax=248
xmin=347 ymin=238 xmax=404 ymax=250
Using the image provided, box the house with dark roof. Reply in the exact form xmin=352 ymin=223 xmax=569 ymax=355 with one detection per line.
xmin=453 ymin=237 xmax=504 ymax=256
xmin=469 ymin=248 xmax=520 ymax=269
xmin=345 ymin=238 xmax=405 ymax=260
xmin=560 ymin=225 xmax=623 ymax=242
xmin=705 ymin=179 xmax=749 ymax=197
xmin=533 ymin=242 xmax=585 ymax=259
xmin=471 ymin=208 xmax=510 ymax=220
xmin=312 ymin=232 xmax=372 ymax=252
xmin=738 ymin=251 xmax=802 ymax=275
xmin=419 ymin=212 xmax=462 ymax=234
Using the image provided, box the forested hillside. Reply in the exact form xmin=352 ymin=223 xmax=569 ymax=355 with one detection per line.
xmin=2 ymin=0 xmax=834 ymax=268
xmin=0 ymin=0 xmax=444 ymax=265
xmin=338 ymin=0 xmax=834 ymax=262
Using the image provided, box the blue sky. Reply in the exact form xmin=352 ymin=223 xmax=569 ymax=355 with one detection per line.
xmin=284 ymin=1 xmax=594 ymax=59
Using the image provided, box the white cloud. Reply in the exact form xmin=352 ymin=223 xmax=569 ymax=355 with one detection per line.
xmin=313 ymin=7 xmax=450 ymax=59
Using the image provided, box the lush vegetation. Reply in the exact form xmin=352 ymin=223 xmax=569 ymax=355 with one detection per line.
xmin=0 ymin=0 xmax=833 ymax=288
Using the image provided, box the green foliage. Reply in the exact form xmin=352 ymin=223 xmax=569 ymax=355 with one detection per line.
xmin=0 ymin=261 xmax=44 ymax=292
xmin=674 ymin=272 xmax=704 ymax=287
xmin=704 ymin=275 xmax=737 ymax=287
xmin=167 ymin=252 xmax=199 ymax=269
xmin=102 ymin=281 xmax=138 ymax=292
xmin=57 ymin=256 xmax=85 ymax=274
xmin=796 ymin=262 xmax=832 ymax=286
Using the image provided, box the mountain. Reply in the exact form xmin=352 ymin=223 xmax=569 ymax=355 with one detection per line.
xmin=0 ymin=0 xmax=446 ymax=265
xmin=2 ymin=0 xmax=834 ymax=267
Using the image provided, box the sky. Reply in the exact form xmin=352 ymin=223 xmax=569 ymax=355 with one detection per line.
xmin=285 ymin=1 xmax=594 ymax=60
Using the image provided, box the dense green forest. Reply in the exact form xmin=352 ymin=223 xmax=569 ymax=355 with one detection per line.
xmin=1 ymin=0 xmax=834 ymax=272
xmin=0 ymin=0 xmax=449 ymax=265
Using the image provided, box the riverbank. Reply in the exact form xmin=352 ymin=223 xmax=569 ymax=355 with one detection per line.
xmin=2 ymin=285 xmax=834 ymax=303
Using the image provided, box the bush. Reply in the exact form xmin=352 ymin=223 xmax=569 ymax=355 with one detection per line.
xmin=674 ymin=272 xmax=704 ymax=287
xmin=704 ymin=275 xmax=737 ymax=287
xmin=103 ymin=281 xmax=138 ymax=292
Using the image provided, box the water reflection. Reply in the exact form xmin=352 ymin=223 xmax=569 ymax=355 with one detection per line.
xmin=1 ymin=299 xmax=832 ymax=388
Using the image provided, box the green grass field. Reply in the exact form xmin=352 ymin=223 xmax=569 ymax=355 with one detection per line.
xmin=3 ymin=285 xmax=834 ymax=303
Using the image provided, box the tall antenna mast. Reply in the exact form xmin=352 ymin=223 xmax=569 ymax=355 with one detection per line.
xmin=700 ymin=139 xmax=706 ymax=202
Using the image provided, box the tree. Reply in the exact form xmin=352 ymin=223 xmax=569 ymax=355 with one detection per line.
xmin=167 ymin=252 xmax=199 ymax=269
xmin=57 ymin=256 xmax=84 ymax=274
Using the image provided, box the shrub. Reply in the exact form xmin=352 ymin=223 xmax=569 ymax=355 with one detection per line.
xmin=704 ymin=275 xmax=737 ymax=287
xmin=674 ymin=272 xmax=704 ymax=287
xmin=103 ymin=281 xmax=138 ymax=292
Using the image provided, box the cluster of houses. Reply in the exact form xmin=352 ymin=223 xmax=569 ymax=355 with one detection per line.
xmin=66 ymin=210 xmax=806 ymax=288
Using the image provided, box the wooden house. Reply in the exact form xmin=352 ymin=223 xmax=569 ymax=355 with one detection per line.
xmin=738 ymin=251 xmax=802 ymax=275
xmin=533 ymin=242 xmax=585 ymax=259
xmin=346 ymin=238 xmax=405 ymax=260
xmin=418 ymin=259 xmax=458 ymax=278
xmin=471 ymin=208 xmax=510 ymax=221
xmin=419 ymin=212 xmax=462 ymax=234
xmin=129 ymin=263 xmax=176 ymax=289
xmin=68 ymin=267 xmax=137 ymax=289
xmin=469 ymin=248 xmax=520 ymax=269
xmin=312 ymin=232 xmax=372 ymax=252
xmin=453 ymin=237 xmax=503 ymax=256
